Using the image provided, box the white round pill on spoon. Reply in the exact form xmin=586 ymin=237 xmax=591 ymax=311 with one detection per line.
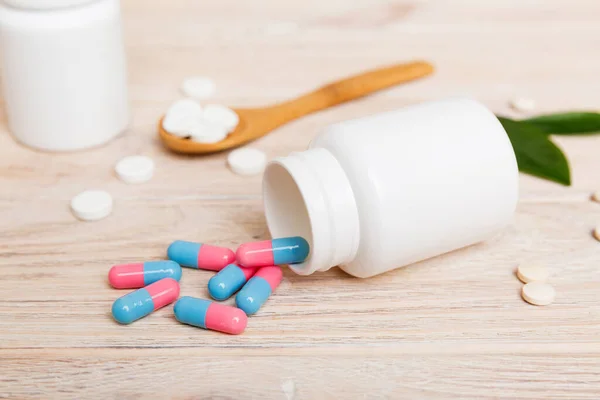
xmin=162 ymin=113 xmax=196 ymax=137
xmin=115 ymin=155 xmax=155 ymax=184
xmin=181 ymin=77 xmax=216 ymax=99
xmin=189 ymin=120 xmax=230 ymax=144
xmin=165 ymin=98 xmax=202 ymax=117
xmin=516 ymin=264 xmax=549 ymax=284
xmin=227 ymin=148 xmax=267 ymax=176
xmin=162 ymin=99 xmax=203 ymax=137
xmin=71 ymin=190 xmax=113 ymax=221
xmin=521 ymin=282 xmax=555 ymax=306
xmin=202 ymin=104 xmax=239 ymax=132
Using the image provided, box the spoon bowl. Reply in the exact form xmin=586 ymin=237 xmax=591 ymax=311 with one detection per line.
xmin=159 ymin=108 xmax=260 ymax=154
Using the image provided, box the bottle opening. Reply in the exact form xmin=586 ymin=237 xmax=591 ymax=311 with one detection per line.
xmin=263 ymin=163 xmax=314 ymax=274
xmin=263 ymin=149 xmax=360 ymax=275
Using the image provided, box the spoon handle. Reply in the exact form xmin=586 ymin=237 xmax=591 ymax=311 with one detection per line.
xmin=265 ymin=60 xmax=434 ymax=125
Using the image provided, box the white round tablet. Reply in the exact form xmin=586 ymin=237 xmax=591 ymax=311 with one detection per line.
xmin=227 ymin=148 xmax=267 ymax=176
xmin=181 ymin=77 xmax=216 ymax=100
xmin=115 ymin=155 xmax=155 ymax=184
xmin=162 ymin=99 xmax=203 ymax=137
xmin=521 ymin=282 xmax=555 ymax=306
xmin=163 ymin=114 xmax=204 ymax=138
xmin=202 ymin=104 xmax=239 ymax=132
xmin=70 ymin=190 xmax=113 ymax=221
xmin=516 ymin=264 xmax=549 ymax=284
xmin=166 ymin=98 xmax=202 ymax=117
xmin=188 ymin=120 xmax=230 ymax=144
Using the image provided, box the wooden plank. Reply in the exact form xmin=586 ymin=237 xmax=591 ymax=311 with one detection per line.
xmin=1 ymin=348 xmax=599 ymax=399
xmin=1 ymin=200 xmax=599 ymax=349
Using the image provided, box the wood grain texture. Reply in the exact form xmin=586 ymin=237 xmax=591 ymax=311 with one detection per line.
xmin=1 ymin=0 xmax=600 ymax=398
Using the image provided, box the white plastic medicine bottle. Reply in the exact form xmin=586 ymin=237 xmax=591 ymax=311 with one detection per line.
xmin=262 ymin=98 xmax=519 ymax=278
xmin=0 ymin=0 xmax=129 ymax=151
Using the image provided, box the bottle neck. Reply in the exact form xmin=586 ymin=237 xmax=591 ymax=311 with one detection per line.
xmin=263 ymin=148 xmax=360 ymax=275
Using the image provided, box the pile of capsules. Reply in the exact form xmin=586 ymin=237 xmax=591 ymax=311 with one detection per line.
xmin=109 ymin=236 xmax=309 ymax=335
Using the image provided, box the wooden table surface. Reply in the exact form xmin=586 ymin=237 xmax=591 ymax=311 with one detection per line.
xmin=2 ymin=0 xmax=600 ymax=398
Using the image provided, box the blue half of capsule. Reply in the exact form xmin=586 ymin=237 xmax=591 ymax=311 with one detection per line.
xmin=208 ymin=264 xmax=257 ymax=301
xmin=167 ymin=240 xmax=202 ymax=268
xmin=143 ymin=260 xmax=182 ymax=285
xmin=272 ymin=236 xmax=310 ymax=265
xmin=235 ymin=276 xmax=273 ymax=315
xmin=111 ymin=288 xmax=154 ymax=324
xmin=174 ymin=296 xmax=209 ymax=329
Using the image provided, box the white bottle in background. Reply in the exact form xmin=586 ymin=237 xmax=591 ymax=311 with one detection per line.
xmin=262 ymin=98 xmax=519 ymax=278
xmin=0 ymin=0 xmax=129 ymax=151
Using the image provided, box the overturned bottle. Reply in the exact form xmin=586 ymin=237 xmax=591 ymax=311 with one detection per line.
xmin=262 ymin=98 xmax=519 ymax=278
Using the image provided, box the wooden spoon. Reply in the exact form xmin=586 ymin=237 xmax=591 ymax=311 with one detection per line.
xmin=158 ymin=60 xmax=434 ymax=154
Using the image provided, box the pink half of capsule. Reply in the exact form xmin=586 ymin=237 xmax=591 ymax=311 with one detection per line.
xmin=109 ymin=263 xmax=145 ymax=288
xmin=254 ymin=266 xmax=283 ymax=291
xmin=236 ymin=240 xmax=274 ymax=267
xmin=197 ymin=244 xmax=236 ymax=271
xmin=205 ymin=302 xmax=248 ymax=335
xmin=145 ymin=278 xmax=181 ymax=309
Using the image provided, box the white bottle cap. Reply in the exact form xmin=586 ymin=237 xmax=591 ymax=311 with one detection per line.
xmin=2 ymin=0 xmax=96 ymax=10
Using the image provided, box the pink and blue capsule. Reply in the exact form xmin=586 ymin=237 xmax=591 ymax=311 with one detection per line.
xmin=235 ymin=266 xmax=283 ymax=315
xmin=112 ymin=278 xmax=180 ymax=324
xmin=174 ymin=296 xmax=247 ymax=335
xmin=108 ymin=260 xmax=182 ymax=289
xmin=236 ymin=236 xmax=309 ymax=268
xmin=208 ymin=263 xmax=258 ymax=301
xmin=167 ymin=240 xmax=235 ymax=271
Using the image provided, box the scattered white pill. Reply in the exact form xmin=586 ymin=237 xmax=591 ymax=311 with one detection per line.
xmin=593 ymin=226 xmax=600 ymax=242
xmin=521 ymin=281 xmax=555 ymax=306
xmin=115 ymin=155 xmax=155 ymax=184
xmin=181 ymin=77 xmax=216 ymax=100
xmin=70 ymin=190 xmax=113 ymax=221
xmin=510 ymin=97 xmax=536 ymax=113
xmin=592 ymin=191 xmax=600 ymax=203
xmin=516 ymin=264 xmax=549 ymax=284
xmin=188 ymin=120 xmax=230 ymax=144
xmin=202 ymin=104 xmax=240 ymax=132
xmin=227 ymin=148 xmax=267 ymax=176
xmin=166 ymin=98 xmax=202 ymax=117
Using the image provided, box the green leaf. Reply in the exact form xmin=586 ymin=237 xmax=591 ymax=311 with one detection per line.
xmin=498 ymin=117 xmax=571 ymax=186
xmin=523 ymin=112 xmax=600 ymax=135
